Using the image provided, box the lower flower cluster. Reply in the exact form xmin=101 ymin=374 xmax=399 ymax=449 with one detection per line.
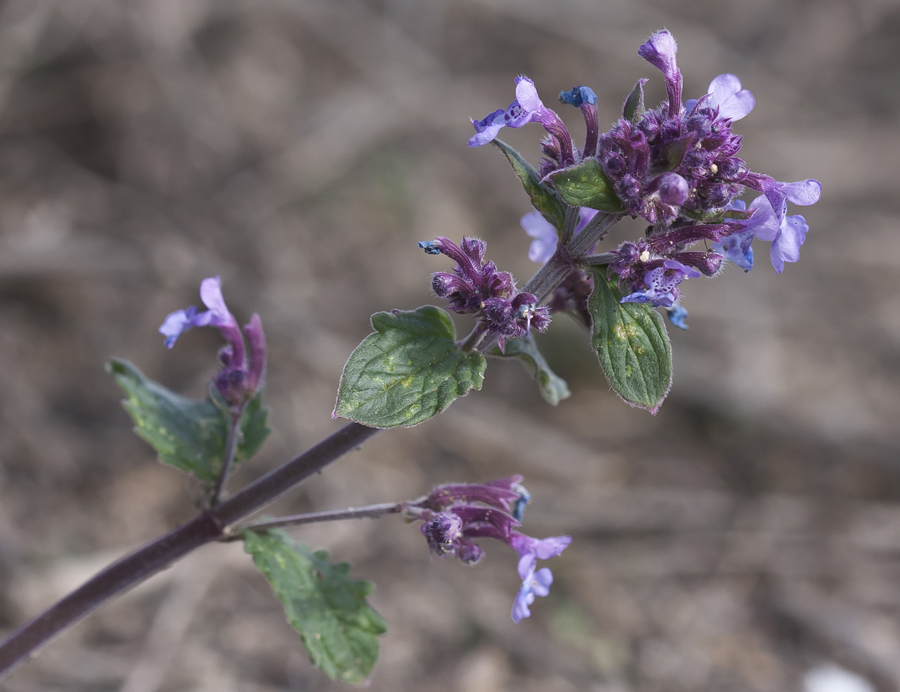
xmin=404 ymin=476 xmax=571 ymax=622
xmin=419 ymin=236 xmax=551 ymax=350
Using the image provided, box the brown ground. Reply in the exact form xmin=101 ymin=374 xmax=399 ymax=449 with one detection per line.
xmin=1 ymin=0 xmax=900 ymax=690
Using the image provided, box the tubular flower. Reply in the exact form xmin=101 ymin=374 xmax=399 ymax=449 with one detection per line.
xmin=406 ymin=477 xmax=571 ymax=622
xmin=159 ymin=276 xmax=266 ymax=407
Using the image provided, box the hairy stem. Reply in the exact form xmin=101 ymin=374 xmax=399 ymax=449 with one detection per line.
xmin=225 ymin=502 xmax=404 ymax=539
xmin=0 ymin=421 xmax=380 ymax=678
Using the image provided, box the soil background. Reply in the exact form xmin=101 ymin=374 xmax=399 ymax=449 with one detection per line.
xmin=1 ymin=1 xmax=899 ymax=691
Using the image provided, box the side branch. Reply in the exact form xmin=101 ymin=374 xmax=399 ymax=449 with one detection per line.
xmin=0 ymin=421 xmax=380 ymax=678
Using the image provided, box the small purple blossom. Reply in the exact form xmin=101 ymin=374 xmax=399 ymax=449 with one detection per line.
xmin=407 ymin=478 xmax=570 ymax=623
xmin=160 ymin=276 xmax=237 ymax=348
xmin=621 ymin=260 xmax=701 ymax=308
xmin=160 ymin=277 xmax=266 ymax=407
xmin=685 ymin=74 xmax=755 ymax=122
xmin=512 ymin=564 xmax=553 ymax=623
xmin=469 ymin=77 xmax=574 ymax=164
xmin=520 ymin=208 xmax=598 ymax=264
xmin=712 ymin=228 xmax=755 ymax=272
xmin=733 ymin=183 xmax=820 ymax=273
xmin=509 ymin=532 xmax=570 ymax=623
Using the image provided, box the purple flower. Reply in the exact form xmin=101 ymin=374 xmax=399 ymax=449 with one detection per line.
xmin=520 ymin=208 xmax=598 ymax=265
xmin=160 ymin=276 xmax=237 ymax=348
xmin=406 ymin=478 xmax=570 ymax=622
xmin=737 ymin=181 xmax=821 ymax=273
xmin=620 ymin=260 xmax=701 ymax=308
xmin=510 ymin=533 xmax=572 ymax=573
xmin=757 ymin=178 xmax=822 ymax=224
xmin=638 ymin=30 xmax=682 ymax=116
xmin=160 ymin=277 xmax=266 ymax=407
xmin=512 ymin=564 xmax=553 ymax=623
xmin=685 ymin=74 xmax=755 ymax=122
xmin=712 ymin=229 xmax=755 ymax=272
xmin=469 ymin=77 xmax=574 ymax=165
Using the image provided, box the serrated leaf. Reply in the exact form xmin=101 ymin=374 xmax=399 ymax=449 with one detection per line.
xmin=244 ymin=530 xmax=386 ymax=684
xmin=548 ymin=159 xmax=624 ymax=213
xmin=490 ymin=335 xmax=570 ymax=406
xmin=107 ymin=359 xmax=270 ymax=482
xmin=587 ymin=269 xmax=672 ymax=413
xmin=334 ymin=306 xmax=486 ymax=428
xmin=492 ymin=138 xmax=567 ymax=231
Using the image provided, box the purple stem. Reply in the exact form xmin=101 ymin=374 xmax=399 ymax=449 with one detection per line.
xmin=0 ymin=421 xmax=380 ymax=678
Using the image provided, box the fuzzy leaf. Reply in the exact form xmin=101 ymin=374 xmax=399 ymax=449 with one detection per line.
xmin=107 ymin=359 xmax=270 ymax=482
xmin=244 ymin=530 xmax=386 ymax=684
xmin=492 ymin=138 xmax=568 ymax=231
xmin=548 ymin=159 xmax=624 ymax=213
xmin=623 ymin=78 xmax=648 ymax=123
xmin=334 ymin=306 xmax=486 ymax=428
xmin=587 ymin=270 xmax=672 ymax=413
xmin=490 ymin=335 xmax=570 ymax=406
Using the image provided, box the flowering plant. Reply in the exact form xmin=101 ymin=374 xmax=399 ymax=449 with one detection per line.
xmin=0 ymin=31 xmax=819 ymax=684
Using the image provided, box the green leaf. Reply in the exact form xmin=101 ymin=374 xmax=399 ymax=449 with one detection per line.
xmin=107 ymin=359 xmax=270 ymax=482
xmin=491 ymin=138 xmax=567 ymax=231
xmin=489 ymin=335 xmax=570 ymax=406
xmin=587 ymin=269 xmax=672 ymax=413
xmin=236 ymin=391 xmax=269 ymax=462
xmin=334 ymin=306 xmax=487 ymax=428
xmin=244 ymin=530 xmax=386 ymax=684
xmin=623 ymin=78 xmax=647 ymax=123
xmin=548 ymin=159 xmax=624 ymax=213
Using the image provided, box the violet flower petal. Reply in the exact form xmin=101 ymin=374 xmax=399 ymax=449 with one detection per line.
xmin=707 ymin=74 xmax=756 ymax=121
xmin=769 ymin=215 xmax=809 ymax=274
xmin=521 ymin=210 xmax=558 ymax=264
xmin=159 ymin=306 xmax=198 ymax=348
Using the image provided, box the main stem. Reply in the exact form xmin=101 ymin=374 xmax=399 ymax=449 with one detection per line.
xmin=0 ymin=421 xmax=380 ymax=678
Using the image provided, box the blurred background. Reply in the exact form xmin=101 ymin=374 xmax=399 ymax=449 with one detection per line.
xmin=0 ymin=0 xmax=898 ymax=690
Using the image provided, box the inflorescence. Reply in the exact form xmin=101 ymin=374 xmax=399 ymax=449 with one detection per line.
xmin=159 ymin=276 xmax=267 ymax=409
xmin=459 ymin=29 xmax=821 ymax=330
xmin=403 ymin=476 xmax=571 ymax=622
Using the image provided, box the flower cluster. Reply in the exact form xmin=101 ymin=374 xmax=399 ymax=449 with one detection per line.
xmin=406 ymin=476 xmax=571 ymax=622
xmin=419 ymin=236 xmax=551 ymax=350
xmin=159 ymin=276 xmax=266 ymax=408
xmin=469 ymin=30 xmax=821 ymax=314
